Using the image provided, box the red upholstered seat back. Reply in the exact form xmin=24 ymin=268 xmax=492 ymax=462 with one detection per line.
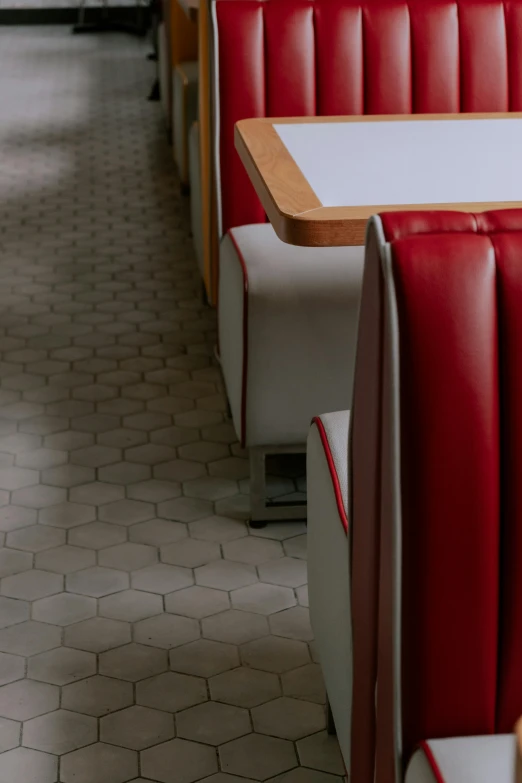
xmin=213 ymin=0 xmax=522 ymax=237
xmin=350 ymin=208 xmax=522 ymax=783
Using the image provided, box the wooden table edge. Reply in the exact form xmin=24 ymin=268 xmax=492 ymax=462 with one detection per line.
xmin=235 ymin=114 xmax=522 ymax=247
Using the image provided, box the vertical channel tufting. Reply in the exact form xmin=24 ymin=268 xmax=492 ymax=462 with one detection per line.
xmin=362 ymin=2 xmax=412 ymax=114
xmin=493 ymin=232 xmax=522 ymax=733
xmin=459 ymin=2 xmax=509 ymax=111
xmin=216 ymin=1 xmax=266 ymax=234
xmin=315 ymin=1 xmax=364 ymax=115
xmin=505 ymin=2 xmax=522 ymax=109
xmin=392 ymin=233 xmax=500 ymax=758
xmin=264 ymin=2 xmax=316 ymax=116
xmin=215 ymin=0 xmax=522 ymax=237
xmin=410 ymin=2 xmax=460 ymax=112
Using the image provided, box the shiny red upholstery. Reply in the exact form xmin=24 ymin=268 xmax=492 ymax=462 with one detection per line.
xmin=351 ymin=209 xmax=522 ymax=783
xmin=214 ymin=0 xmax=522 ymax=237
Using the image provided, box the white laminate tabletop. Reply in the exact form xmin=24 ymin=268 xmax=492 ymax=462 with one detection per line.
xmin=274 ymin=118 xmax=522 ymax=209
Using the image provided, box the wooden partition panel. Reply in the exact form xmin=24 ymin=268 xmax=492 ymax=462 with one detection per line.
xmin=199 ymin=0 xmax=219 ymax=304
xmin=169 ymin=0 xmax=198 ymax=68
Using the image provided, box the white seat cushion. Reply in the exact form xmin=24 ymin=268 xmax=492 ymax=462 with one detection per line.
xmin=406 ymin=736 xmax=516 ymax=783
xmin=218 ymin=224 xmax=364 ymax=447
xmin=307 ymin=411 xmax=351 ymax=774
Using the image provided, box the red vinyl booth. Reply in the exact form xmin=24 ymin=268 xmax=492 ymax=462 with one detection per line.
xmin=215 ymin=0 xmax=522 ymax=523
xmin=308 ymin=208 xmax=522 ymax=783
xmin=216 ymin=0 xmax=522 ymax=236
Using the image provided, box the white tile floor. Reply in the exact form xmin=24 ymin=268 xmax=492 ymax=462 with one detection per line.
xmin=0 ymin=28 xmax=344 ymax=783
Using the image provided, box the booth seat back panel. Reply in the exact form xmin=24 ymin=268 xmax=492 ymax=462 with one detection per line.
xmin=215 ymin=0 xmax=522 ymax=237
xmin=377 ymin=211 xmax=522 ymax=759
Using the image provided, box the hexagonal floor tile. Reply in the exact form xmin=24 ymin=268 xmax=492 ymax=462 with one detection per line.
xmin=71 ymin=445 xmax=121 ymax=468
xmin=66 ymin=566 xmax=129 ymax=597
xmin=219 ymin=734 xmax=297 ymax=781
xmin=189 ymin=515 xmax=247 ymax=543
xmin=98 ymin=542 xmax=158 ymax=572
xmin=0 ymin=596 xmax=30 ymax=628
xmin=0 ymin=652 xmax=25 ymax=686
xmin=223 ymin=537 xmax=283 ymax=566
xmin=99 ymin=643 xmax=167 ymax=682
xmin=40 ymin=465 xmax=95 ymax=490
xmin=215 ymin=495 xmax=251 ymax=522
xmin=178 ymin=441 xmax=229 ymax=463
xmin=131 ymin=563 xmax=193 ymax=595
xmin=136 ymin=672 xmax=207 ymax=713
xmin=98 ymin=590 xmax=162 ymax=623
xmin=283 ymin=535 xmax=307 ymax=560
xmin=209 ymin=668 xmax=281 ymax=708
xmin=0 ymin=679 xmax=59 ymax=720
xmin=202 ymin=610 xmax=268 ymax=646
xmin=0 ymin=746 xmax=57 ymax=783
xmin=16 ymin=449 xmax=67 ymax=471
xmin=62 ymin=676 xmax=133 ymax=717
xmin=141 ymin=739 xmax=217 ymax=783
xmin=33 ymin=593 xmax=96 ymax=626
xmin=11 ymin=484 xmax=66 ymax=509
xmin=269 ymin=608 xmax=313 ymax=642
xmin=99 ymin=462 xmax=151 ymax=485
xmin=0 ymin=621 xmax=61 ymax=656
xmin=195 ymin=561 xmax=257 ymax=592
xmin=39 ymin=502 xmax=96 ymax=529
xmin=160 ymin=538 xmax=221 ymax=568
xmin=252 ymin=697 xmax=325 ymax=740
xmin=0 ymin=467 xmax=38 ymax=491
xmin=35 ymin=545 xmax=95 ymax=575
xmin=23 ymin=709 xmax=97 ymax=754
xmin=250 ymin=522 xmax=307 ymax=542
xmin=27 ymin=647 xmax=96 ymax=685
xmin=231 ymin=584 xmax=296 ymax=616
xmin=157 ymin=496 xmax=212 ymax=523
xmin=1 ymin=570 xmax=63 ymax=601
xmin=281 ymin=664 xmax=326 ymax=705
xmin=183 ymin=476 xmax=237 ymax=501
xmin=99 ymin=500 xmax=154 ymax=526
xmin=64 ymin=617 xmax=132 ymax=653
xmin=127 ymin=480 xmax=181 ymax=504
xmin=0 ymin=505 xmax=37 ymax=533
xmin=0 ymin=716 xmax=20 ymax=753
xmin=296 ymin=732 xmax=344 ymax=776
xmin=69 ymin=482 xmax=125 ymax=506
xmin=0 ymin=549 xmax=33 ymax=579
xmin=177 ymin=701 xmax=250 ymax=746
xmin=269 ymin=769 xmax=342 ymax=783
xmin=164 ymin=586 xmax=230 ymax=620
xmin=168 ymin=639 xmax=239 ymax=678
xmin=296 ymin=585 xmax=308 ymax=608
xmin=134 ymin=614 xmax=200 ymax=650
xmin=209 ymin=457 xmax=250 ymax=481
xmin=129 ymin=518 xmax=186 ymax=546
xmin=258 ymin=558 xmax=307 ymax=589
xmin=241 ymin=637 xmax=310 ymax=674
xmin=61 ymin=742 xmax=138 ymax=783
xmin=68 ymin=522 xmax=127 ymax=550
xmin=6 ymin=525 xmax=65 ymax=553
xmin=100 ymin=706 xmax=174 ymax=750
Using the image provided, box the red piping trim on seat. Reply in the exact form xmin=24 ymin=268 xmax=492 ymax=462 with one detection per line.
xmin=228 ymin=230 xmax=249 ymax=448
xmin=312 ymin=416 xmax=349 ymax=533
xmin=418 ymin=741 xmax=446 ymax=783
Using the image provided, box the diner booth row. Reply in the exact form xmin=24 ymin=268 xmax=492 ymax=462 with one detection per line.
xmin=162 ymin=0 xmax=522 ymax=779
